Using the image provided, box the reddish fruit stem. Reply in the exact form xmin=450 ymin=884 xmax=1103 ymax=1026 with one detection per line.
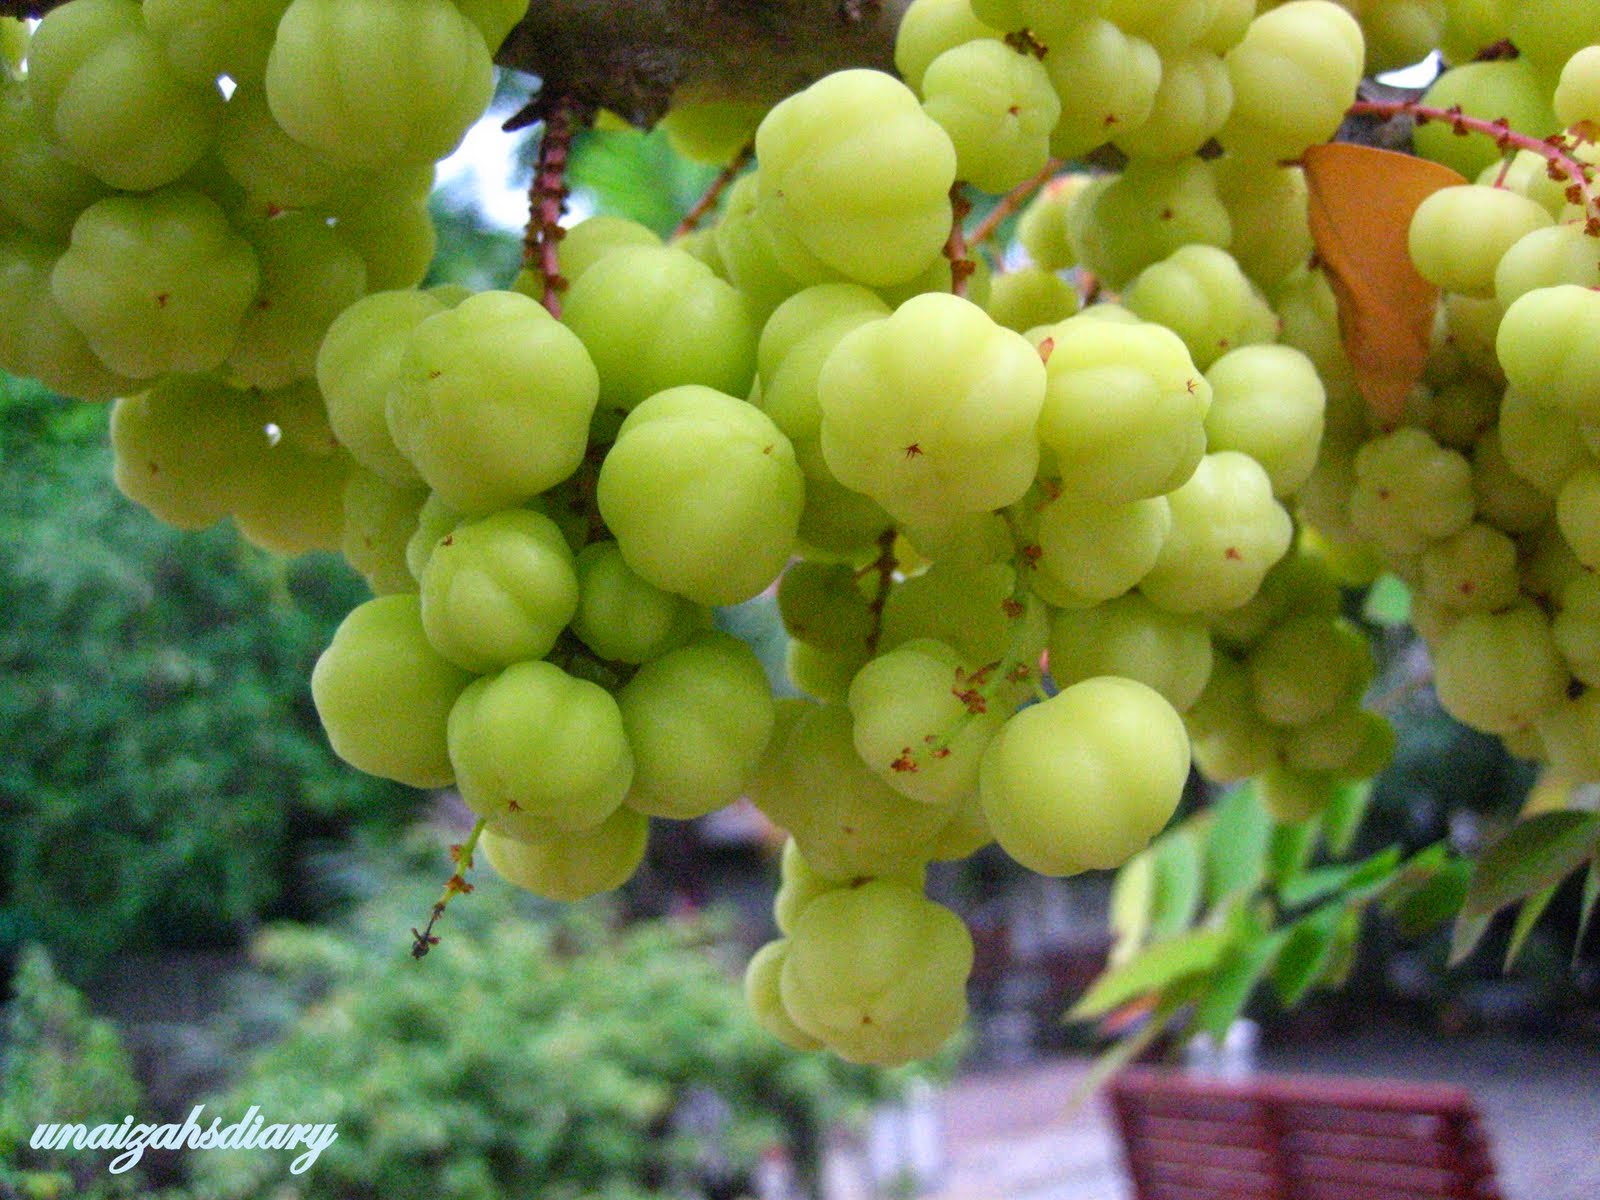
xmin=411 ymin=817 xmax=487 ymax=959
xmin=672 ymin=141 xmax=755 ymax=241
xmin=1346 ymin=99 xmax=1600 ymax=234
xmin=524 ymin=95 xmax=581 ymax=318
xmin=967 ymin=157 xmax=1066 ymax=251
xmin=945 ymin=183 xmax=976 ymax=298
xmin=863 ymin=528 xmax=899 ymax=657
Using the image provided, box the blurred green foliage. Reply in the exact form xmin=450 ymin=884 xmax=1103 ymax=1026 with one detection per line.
xmin=0 ymin=374 xmax=422 ymax=985
xmin=565 ymin=126 xmax=721 ymax=238
xmin=0 ymin=943 xmax=183 ymax=1199
xmin=189 ymin=856 xmax=918 ymax=1200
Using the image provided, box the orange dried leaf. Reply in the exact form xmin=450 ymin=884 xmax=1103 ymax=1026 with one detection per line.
xmin=1302 ymin=143 xmax=1467 ymax=426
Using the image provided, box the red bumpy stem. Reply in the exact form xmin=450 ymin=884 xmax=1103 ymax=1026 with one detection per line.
xmin=524 ymin=95 xmax=580 ymax=318
xmin=1346 ymin=99 xmax=1600 ymax=235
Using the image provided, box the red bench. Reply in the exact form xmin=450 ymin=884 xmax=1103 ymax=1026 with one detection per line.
xmin=1108 ymin=1066 xmax=1502 ymax=1200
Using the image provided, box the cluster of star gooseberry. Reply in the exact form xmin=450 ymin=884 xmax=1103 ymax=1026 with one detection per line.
xmin=5 ymin=0 xmax=1600 ymax=1065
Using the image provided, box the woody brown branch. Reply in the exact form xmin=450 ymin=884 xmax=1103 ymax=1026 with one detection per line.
xmin=4 ymin=0 xmax=910 ymax=127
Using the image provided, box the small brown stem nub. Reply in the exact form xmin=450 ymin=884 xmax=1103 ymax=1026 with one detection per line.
xmin=411 ymin=818 xmax=487 ymax=959
xmin=673 ymin=141 xmax=754 ymax=240
xmin=523 ymin=95 xmax=585 ymax=317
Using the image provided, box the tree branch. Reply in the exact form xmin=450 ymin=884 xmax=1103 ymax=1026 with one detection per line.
xmin=500 ymin=0 xmax=907 ymax=125
xmin=3 ymin=0 xmax=910 ymax=127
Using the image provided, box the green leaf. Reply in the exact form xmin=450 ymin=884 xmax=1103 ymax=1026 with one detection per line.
xmin=1271 ymin=903 xmax=1345 ymax=1007
xmin=1069 ymin=929 xmax=1232 ymax=1021
xmin=1204 ymin=783 xmax=1272 ymax=905
xmin=1148 ymin=827 xmax=1205 ymax=940
xmin=1266 ymin=818 xmax=1320 ymax=889
xmin=1277 ymin=846 xmax=1402 ymax=910
xmin=1448 ymin=909 xmax=1494 ymax=967
xmin=1320 ymin=908 xmax=1364 ymax=990
xmin=1321 ymin=780 xmax=1373 ymax=858
xmin=1460 ymin=812 xmax=1600 ymax=918
xmin=1108 ymin=850 xmax=1155 ymax=967
xmin=1191 ymin=907 xmax=1287 ymax=1039
xmin=1064 ymin=991 xmax=1187 ymax=1118
xmin=1362 ymin=572 xmax=1412 ymax=626
xmin=1579 ymin=860 xmax=1600 ymax=967
xmin=1381 ymin=846 xmax=1473 ymax=939
xmin=1504 ymin=882 xmax=1560 ymax=972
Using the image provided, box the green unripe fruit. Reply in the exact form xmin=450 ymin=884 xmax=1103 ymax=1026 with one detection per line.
xmin=894 ymin=0 xmax=999 ymax=94
xmin=1139 ymin=451 xmax=1294 ymax=614
xmin=1203 ymin=344 xmax=1325 ymax=497
xmin=570 ymin=541 xmax=705 ymax=664
xmin=110 ymin=376 xmax=269 ymax=529
xmin=1246 ymin=616 xmax=1370 ymax=728
xmin=777 ymin=560 xmax=873 ymax=652
xmin=1555 ymin=45 xmax=1600 ymax=128
xmin=341 ymin=468 xmax=427 ymax=596
xmin=985 ymin=267 xmax=1080 ymax=334
xmin=1035 ymin=313 xmax=1209 ymax=504
xmin=848 ymin=638 xmax=1006 ymax=807
xmin=1044 ymin=19 xmax=1163 ymax=160
xmin=780 ymin=881 xmax=973 ymax=1066
xmin=749 ymin=702 xmax=955 ymax=879
xmin=745 ymin=940 xmax=825 ymax=1052
xmin=419 ymin=508 xmax=580 ymax=674
xmin=1034 ymin=494 xmax=1171 ymax=608
xmin=0 ymin=79 xmax=109 ymax=241
xmin=1217 ymin=1 xmax=1364 ymax=162
xmin=512 ymin=214 xmax=660 ymax=305
xmin=228 ymin=212 xmax=368 ymax=391
xmin=1123 ymin=244 xmax=1278 ymax=372
xmin=1258 ymin=766 xmax=1339 ymax=824
xmin=598 ymin=386 xmax=805 ymax=606
xmin=920 ymin=38 xmax=1060 ymax=193
xmin=311 ymin=593 xmax=474 ymax=788
xmin=1433 ymin=604 xmax=1568 ymax=736
xmin=388 ymin=290 xmax=599 ymax=514
xmin=1408 ymin=185 xmax=1552 ymax=299
xmin=773 ymin=838 xmax=927 ymax=935
xmin=317 ymin=288 xmax=447 ymax=486
xmin=480 ymin=807 xmax=649 ymax=902
xmin=562 ymin=245 xmax=760 ymax=417
xmin=979 ymin=677 xmax=1190 ymax=876
xmin=1414 ymin=59 xmax=1555 ymax=179
xmin=1420 ymin=522 xmax=1520 ymax=613
xmin=265 ymin=0 xmax=493 ymax=170
xmin=618 ymin=631 xmax=776 ymax=820
xmin=819 ymin=292 xmax=1045 ymax=525
xmin=756 ymin=69 xmax=956 ymax=287
xmin=143 ymin=0 xmax=289 ymax=87
xmin=1497 ymin=285 xmax=1600 ymax=424
xmin=448 ymin=660 xmax=633 ymax=839
xmin=28 ymin=0 xmax=224 ymax=190
xmin=52 ymin=188 xmax=259 ymax=380
xmin=1048 ymin=594 xmax=1214 ymax=713
xmin=0 ymin=237 xmax=142 ymax=402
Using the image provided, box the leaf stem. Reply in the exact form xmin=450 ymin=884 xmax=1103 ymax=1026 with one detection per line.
xmin=672 ymin=141 xmax=755 ymax=240
xmin=967 ymin=157 xmax=1066 ymax=250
